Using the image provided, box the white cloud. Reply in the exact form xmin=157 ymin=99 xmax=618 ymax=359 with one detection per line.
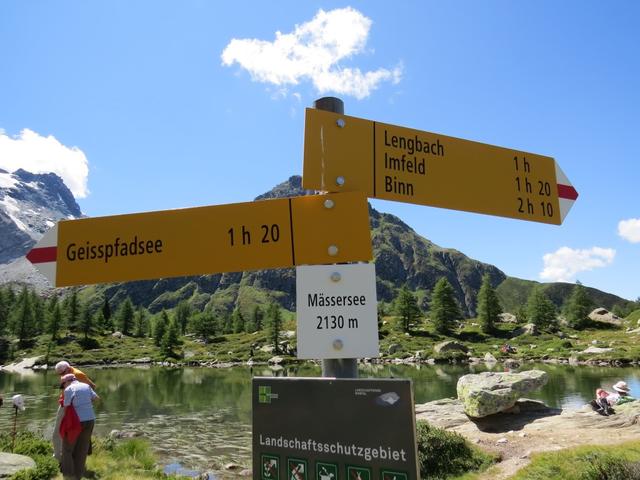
xmin=540 ymin=246 xmax=616 ymax=282
xmin=221 ymin=7 xmax=402 ymax=99
xmin=0 ymin=129 xmax=89 ymax=198
xmin=618 ymin=218 xmax=640 ymax=243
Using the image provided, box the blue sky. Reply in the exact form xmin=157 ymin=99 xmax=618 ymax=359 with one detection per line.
xmin=1 ymin=1 xmax=638 ymax=301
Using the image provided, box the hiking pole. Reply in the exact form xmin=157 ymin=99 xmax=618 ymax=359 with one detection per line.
xmin=11 ymin=405 xmax=18 ymax=452
xmin=11 ymin=394 xmax=25 ymax=452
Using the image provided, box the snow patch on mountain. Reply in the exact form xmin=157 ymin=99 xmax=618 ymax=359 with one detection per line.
xmin=0 ymin=168 xmax=82 ymax=264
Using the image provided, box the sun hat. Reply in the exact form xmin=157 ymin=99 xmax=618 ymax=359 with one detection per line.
xmin=60 ymin=373 xmax=77 ymax=387
xmin=612 ymin=381 xmax=631 ymax=394
xmin=55 ymin=361 xmax=71 ymax=374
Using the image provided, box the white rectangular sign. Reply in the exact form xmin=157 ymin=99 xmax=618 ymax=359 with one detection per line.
xmin=296 ymin=263 xmax=379 ymax=359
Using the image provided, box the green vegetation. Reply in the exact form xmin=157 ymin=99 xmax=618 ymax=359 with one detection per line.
xmin=0 ymin=431 xmax=58 ymax=480
xmin=526 ymin=286 xmax=557 ymax=330
xmin=430 ymin=278 xmax=462 ymax=335
xmin=565 ymin=282 xmax=595 ymax=330
xmin=477 ymin=274 xmax=502 ymax=334
xmin=415 ymin=420 xmax=496 ymax=479
xmin=0 ymin=431 xmax=182 ymax=480
xmin=511 ymin=440 xmax=640 ymax=480
xmin=627 ymin=309 xmax=640 ymax=325
xmin=394 ymin=285 xmax=422 ymax=333
xmin=1 ymin=282 xmax=640 ymax=367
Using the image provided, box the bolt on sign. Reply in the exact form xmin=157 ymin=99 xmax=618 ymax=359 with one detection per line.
xmin=26 ymin=191 xmax=372 ymax=287
xmin=253 ymin=377 xmax=419 ymax=480
xmin=296 ymin=263 xmax=378 ymax=359
xmin=303 ymin=109 xmax=578 ymax=225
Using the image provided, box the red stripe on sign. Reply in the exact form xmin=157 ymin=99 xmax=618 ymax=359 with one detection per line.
xmin=26 ymin=246 xmax=57 ymax=264
xmin=558 ymin=184 xmax=578 ymax=200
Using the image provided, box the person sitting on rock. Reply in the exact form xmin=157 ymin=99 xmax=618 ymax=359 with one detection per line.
xmin=607 ymin=381 xmax=636 ymax=406
xmin=592 ymin=388 xmax=613 ymax=416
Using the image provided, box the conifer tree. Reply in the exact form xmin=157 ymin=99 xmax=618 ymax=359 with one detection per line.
xmin=251 ymin=305 xmax=263 ymax=332
xmin=174 ymin=301 xmax=191 ymax=335
xmin=0 ymin=287 xmax=8 ymax=336
xmin=79 ymin=306 xmax=96 ymax=342
xmin=477 ymin=274 xmax=502 ymax=334
xmin=189 ymin=311 xmax=217 ymax=342
xmin=102 ymin=310 xmax=115 ymax=333
xmin=101 ymin=297 xmax=112 ymax=324
xmin=161 ymin=319 xmax=181 ymax=358
xmin=30 ymin=290 xmax=45 ymax=335
xmin=565 ymin=282 xmax=594 ymax=330
xmin=232 ymin=308 xmax=245 ymax=333
xmin=64 ymin=288 xmax=80 ymax=333
xmin=133 ymin=308 xmax=149 ymax=338
xmin=154 ymin=310 xmax=169 ymax=346
xmin=526 ymin=286 xmax=557 ymax=329
xmin=394 ymin=285 xmax=422 ymax=333
xmin=430 ymin=278 xmax=461 ymax=335
xmin=265 ymin=302 xmax=282 ymax=353
xmin=46 ymin=300 xmax=63 ymax=342
xmin=116 ymin=297 xmax=135 ymax=336
xmin=222 ymin=312 xmax=233 ymax=334
xmin=10 ymin=287 xmax=36 ymax=347
xmin=92 ymin=310 xmax=105 ymax=335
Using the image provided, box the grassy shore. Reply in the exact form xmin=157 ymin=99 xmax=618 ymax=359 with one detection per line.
xmin=0 ymin=432 xmax=180 ymax=480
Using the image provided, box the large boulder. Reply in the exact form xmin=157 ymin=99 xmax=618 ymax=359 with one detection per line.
xmin=457 ymin=370 xmax=548 ymax=418
xmin=0 ymin=452 xmax=36 ymax=478
xmin=434 ymin=340 xmax=469 ymax=354
xmin=511 ymin=323 xmax=539 ymax=337
xmin=589 ymin=308 xmax=622 ymax=326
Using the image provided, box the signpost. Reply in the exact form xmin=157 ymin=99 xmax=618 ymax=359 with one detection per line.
xmin=303 ymin=108 xmax=578 ymax=225
xmin=253 ymin=377 xmax=419 ymax=480
xmin=296 ymin=264 xmax=378 ymax=360
xmin=26 ymin=191 xmax=372 ymax=287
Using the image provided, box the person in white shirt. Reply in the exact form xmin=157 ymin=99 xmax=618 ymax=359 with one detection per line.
xmin=59 ymin=373 xmax=99 ymax=480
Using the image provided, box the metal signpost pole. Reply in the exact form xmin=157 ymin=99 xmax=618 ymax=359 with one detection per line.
xmin=314 ymin=96 xmax=359 ymax=379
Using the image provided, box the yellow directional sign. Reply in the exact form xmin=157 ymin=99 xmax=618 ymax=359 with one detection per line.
xmin=26 ymin=192 xmax=372 ymax=287
xmin=303 ymin=109 xmax=578 ymax=225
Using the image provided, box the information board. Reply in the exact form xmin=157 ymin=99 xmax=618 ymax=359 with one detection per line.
xmin=253 ymin=377 xmax=419 ymax=480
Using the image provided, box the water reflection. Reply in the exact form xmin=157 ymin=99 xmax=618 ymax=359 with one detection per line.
xmin=1 ymin=363 xmax=640 ymax=474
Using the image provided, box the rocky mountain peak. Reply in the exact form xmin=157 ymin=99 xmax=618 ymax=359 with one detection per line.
xmin=0 ymin=169 xmax=82 ymax=264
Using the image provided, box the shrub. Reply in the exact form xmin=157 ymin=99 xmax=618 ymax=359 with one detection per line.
xmin=415 ymin=420 xmax=495 ymax=479
xmin=0 ymin=431 xmax=58 ymax=480
xmin=580 ymin=453 xmax=640 ymax=480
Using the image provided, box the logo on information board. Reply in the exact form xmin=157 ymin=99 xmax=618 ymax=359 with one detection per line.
xmin=287 ymin=457 xmax=308 ymax=480
xmin=259 ymin=386 xmax=279 ymax=404
xmin=381 ymin=470 xmax=408 ymax=480
xmin=316 ymin=461 xmax=338 ymax=480
xmin=261 ymin=454 xmax=279 ymax=480
xmin=346 ymin=465 xmax=371 ymax=480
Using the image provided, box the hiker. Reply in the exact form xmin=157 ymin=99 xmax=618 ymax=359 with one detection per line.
xmin=607 ymin=381 xmax=636 ymax=405
xmin=59 ymin=373 xmax=99 ymax=480
xmin=592 ymin=388 xmax=613 ymax=415
xmin=53 ymin=361 xmax=96 ymax=462
xmin=54 ymin=361 xmax=96 ymax=389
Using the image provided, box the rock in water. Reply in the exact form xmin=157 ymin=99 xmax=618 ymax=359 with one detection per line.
xmin=457 ymin=370 xmax=548 ymax=418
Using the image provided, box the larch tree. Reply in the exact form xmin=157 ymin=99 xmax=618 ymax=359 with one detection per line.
xmin=526 ymin=286 xmax=557 ymax=329
xmin=476 ymin=274 xmax=502 ymax=334
xmin=565 ymin=282 xmax=594 ymax=330
xmin=429 ymin=278 xmax=462 ymax=335
xmin=394 ymin=285 xmax=422 ymax=333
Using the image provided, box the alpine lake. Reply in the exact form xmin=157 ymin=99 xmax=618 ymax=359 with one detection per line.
xmin=2 ymin=362 xmax=640 ymax=477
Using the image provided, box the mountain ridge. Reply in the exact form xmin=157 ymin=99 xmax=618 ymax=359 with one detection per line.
xmin=0 ymin=172 xmax=629 ymax=316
